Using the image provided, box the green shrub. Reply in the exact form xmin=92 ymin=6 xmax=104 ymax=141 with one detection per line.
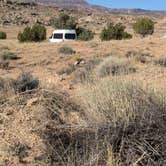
xmin=30 ymin=24 xmax=47 ymax=42
xmin=76 ymin=27 xmax=94 ymax=41
xmin=133 ymin=18 xmax=154 ymax=37
xmin=95 ymin=56 xmax=136 ymax=77
xmin=16 ymin=72 xmax=39 ymax=92
xmin=0 ymin=31 xmax=7 ymax=39
xmin=100 ymin=23 xmax=132 ymax=41
xmin=51 ymin=13 xmax=94 ymax=41
xmin=18 ymin=24 xmax=46 ymax=42
xmin=58 ymin=46 xmax=76 ymax=55
xmin=0 ymin=52 xmax=17 ymax=60
xmin=52 ymin=13 xmax=77 ymax=29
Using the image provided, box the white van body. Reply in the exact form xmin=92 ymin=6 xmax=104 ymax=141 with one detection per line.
xmin=49 ymin=29 xmax=77 ymax=43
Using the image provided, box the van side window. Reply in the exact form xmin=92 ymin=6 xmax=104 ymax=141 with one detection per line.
xmin=53 ymin=33 xmax=63 ymax=39
xmin=65 ymin=33 xmax=76 ymax=40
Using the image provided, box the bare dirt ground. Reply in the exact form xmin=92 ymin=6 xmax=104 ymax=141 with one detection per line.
xmin=0 ymin=26 xmax=166 ymax=90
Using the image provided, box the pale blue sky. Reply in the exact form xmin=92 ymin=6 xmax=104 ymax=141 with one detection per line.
xmin=86 ymin=0 xmax=166 ymax=10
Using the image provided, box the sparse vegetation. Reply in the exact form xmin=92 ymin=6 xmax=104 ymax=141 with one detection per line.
xmin=126 ymin=50 xmax=153 ymax=63
xmin=18 ymin=24 xmax=46 ymax=42
xmin=95 ymin=56 xmax=136 ymax=77
xmin=154 ymin=57 xmax=166 ymax=67
xmin=133 ymin=18 xmax=154 ymax=37
xmin=74 ymin=57 xmax=102 ymax=82
xmin=77 ymin=27 xmax=94 ymax=41
xmin=58 ymin=45 xmax=76 ymax=55
xmin=100 ymin=23 xmax=132 ymax=40
xmin=77 ymin=78 xmax=166 ymax=165
xmin=57 ymin=64 xmax=76 ymax=75
xmin=0 ymin=31 xmax=7 ymax=39
xmin=16 ymin=72 xmax=39 ymax=92
xmin=0 ymin=52 xmax=17 ymax=60
xmin=52 ymin=13 xmax=77 ymax=29
xmin=0 ymin=45 xmax=9 ymax=50
xmin=52 ymin=13 xmax=94 ymax=41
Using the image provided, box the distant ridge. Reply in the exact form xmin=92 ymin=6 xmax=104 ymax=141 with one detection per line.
xmin=34 ymin=0 xmax=166 ymax=16
xmin=4 ymin=0 xmax=166 ymax=16
xmin=35 ymin=0 xmax=88 ymax=7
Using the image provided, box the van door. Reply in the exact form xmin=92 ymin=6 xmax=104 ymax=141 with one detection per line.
xmin=50 ymin=33 xmax=63 ymax=42
xmin=64 ymin=33 xmax=77 ymax=40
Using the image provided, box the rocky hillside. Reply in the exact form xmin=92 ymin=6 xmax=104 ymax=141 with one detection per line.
xmin=2 ymin=0 xmax=166 ymax=16
xmin=36 ymin=0 xmax=88 ymax=7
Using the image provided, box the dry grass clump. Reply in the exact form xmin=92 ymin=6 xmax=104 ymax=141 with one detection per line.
xmin=57 ymin=64 xmax=76 ymax=75
xmin=78 ymin=78 xmax=166 ymax=165
xmin=0 ymin=51 xmax=18 ymax=61
xmin=0 ymin=72 xmax=39 ymax=101
xmin=16 ymin=72 xmax=39 ymax=92
xmin=125 ymin=50 xmax=153 ymax=63
xmin=1 ymin=77 xmax=165 ymax=165
xmin=0 ymin=51 xmax=18 ymax=70
xmin=58 ymin=45 xmax=76 ymax=55
xmin=0 ymin=77 xmax=15 ymax=101
xmin=154 ymin=56 xmax=166 ymax=67
xmin=95 ymin=56 xmax=136 ymax=77
xmin=74 ymin=56 xmax=102 ymax=82
xmin=37 ymin=92 xmax=120 ymax=165
xmin=78 ymin=78 xmax=154 ymax=125
xmin=0 ymin=45 xmax=9 ymax=50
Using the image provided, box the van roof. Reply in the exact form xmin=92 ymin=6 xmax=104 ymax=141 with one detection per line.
xmin=52 ymin=29 xmax=76 ymax=34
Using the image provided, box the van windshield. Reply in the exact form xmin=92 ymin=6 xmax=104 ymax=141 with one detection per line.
xmin=53 ymin=33 xmax=63 ymax=39
xmin=65 ymin=33 xmax=76 ymax=40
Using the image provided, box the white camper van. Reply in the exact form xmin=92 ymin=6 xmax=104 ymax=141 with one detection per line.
xmin=49 ymin=29 xmax=77 ymax=43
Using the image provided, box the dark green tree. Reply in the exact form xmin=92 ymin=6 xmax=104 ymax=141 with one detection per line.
xmin=100 ymin=23 xmax=132 ymax=41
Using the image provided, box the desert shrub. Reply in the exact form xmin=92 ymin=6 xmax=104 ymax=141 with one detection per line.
xmin=125 ymin=50 xmax=151 ymax=58
xmin=57 ymin=64 xmax=76 ymax=75
xmin=126 ymin=51 xmax=152 ymax=63
xmin=0 ymin=31 xmax=7 ymax=39
xmin=78 ymin=78 xmax=166 ymax=165
xmin=74 ymin=57 xmax=102 ymax=82
xmin=133 ymin=18 xmax=154 ymax=37
xmin=0 ymin=77 xmax=16 ymax=101
xmin=78 ymin=78 xmax=162 ymax=125
xmin=95 ymin=56 xmax=136 ymax=77
xmin=0 ymin=52 xmax=17 ymax=60
xmin=52 ymin=13 xmax=77 ymax=29
xmin=16 ymin=72 xmax=39 ymax=92
xmin=30 ymin=24 xmax=47 ymax=42
xmin=18 ymin=24 xmax=46 ymax=42
xmin=76 ymin=27 xmax=94 ymax=41
xmin=18 ymin=26 xmax=31 ymax=42
xmin=58 ymin=46 xmax=76 ymax=55
xmin=0 ymin=45 xmax=9 ymax=50
xmin=154 ymin=57 xmax=166 ymax=67
xmin=100 ymin=23 xmax=132 ymax=41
